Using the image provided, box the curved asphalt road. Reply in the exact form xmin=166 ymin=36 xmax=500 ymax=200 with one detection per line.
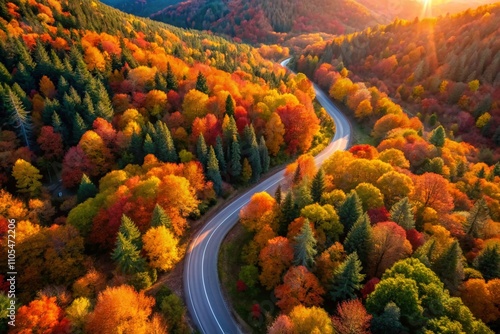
xmin=183 ymin=58 xmax=352 ymax=334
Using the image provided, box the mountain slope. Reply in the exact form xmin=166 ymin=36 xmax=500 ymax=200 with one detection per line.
xmin=100 ymin=0 xmax=183 ymax=17
xmin=296 ymin=3 xmax=500 ymax=157
xmin=151 ymin=0 xmax=383 ymax=43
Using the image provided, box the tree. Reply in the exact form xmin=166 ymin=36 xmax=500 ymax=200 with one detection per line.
xmin=3 ymin=88 xmax=31 ymax=149
xmin=143 ymin=226 xmax=180 ymax=271
xmin=474 ymin=244 xmax=500 ymax=280
xmin=241 ymin=158 xmax=252 ymax=184
xmin=277 ymin=103 xmax=320 ymax=154
xmin=12 ymin=159 xmax=42 ymax=197
xmin=150 ymin=204 xmax=172 ymax=229
xmin=464 ymin=198 xmax=490 ymax=238
xmin=265 ymin=112 xmax=285 ymax=156
xmin=196 ymin=133 xmax=208 ymax=168
xmin=66 ymin=297 xmax=91 ymax=333
xmin=354 ymin=183 xmax=384 ymax=211
xmin=331 ymin=299 xmax=372 ymax=334
xmin=268 ymin=315 xmax=294 ymax=334
xmin=182 ymin=89 xmax=209 ymax=125
xmin=293 ymin=219 xmax=317 ymax=270
xmin=225 ymin=94 xmax=235 ymax=117
xmin=370 ymin=302 xmax=406 ymax=334
xmin=240 ymin=192 xmax=278 ymax=232
xmin=344 ymin=214 xmax=373 ymax=269
xmin=166 ymin=63 xmax=178 ymax=90
xmin=330 ymin=252 xmax=365 ymax=302
xmin=368 ymin=222 xmax=412 ymax=278
xmin=275 ymin=266 xmax=325 ymax=313
xmin=111 ymin=232 xmax=145 ymax=274
xmin=154 ymin=121 xmax=177 ymax=163
xmin=430 ymin=125 xmax=446 ymax=147
xmin=289 ymin=305 xmax=333 ymax=334
xmin=259 ymin=136 xmax=270 ymax=174
xmin=37 ymin=126 xmax=63 ymax=161
xmin=85 ymin=285 xmax=156 ymax=334
xmin=432 ymin=240 xmax=463 ymax=292
xmin=259 ymin=237 xmax=294 ymax=290
xmin=229 ymin=135 xmax=242 ymax=180
xmin=206 ymin=146 xmax=223 ymax=195
xmin=275 ymin=184 xmax=282 ymax=205
xmin=195 ymin=72 xmax=209 ymax=94
xmin=338 ymin=191 xmax=363 ymax=234
xmin=311 ymin=168 xmax=325 ymax=204
xmin=13 ymin=296 xmax=70 ymax=334
xmin=77 ymin=174 xmax=98 ymax=203
xmin=143 ymin=133 xmax=155 ymax=156
xmin=389 ymin=197 xmax=415 ymax=230
xmin=119 ymin=214 xmax=142 ymax=248
xmin=215 ymin=136 xmax=226 ymax=174
xmin=460 ymin=279 xmax=500 ymax=324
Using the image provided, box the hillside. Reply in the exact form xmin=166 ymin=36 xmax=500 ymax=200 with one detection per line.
xmin=101 ymin=0 xmax=183 ymax=17
xmin=150 ymin=0 xmax=383 ymax=43
xmin=296 ymin=3 xmax=500 ymax=159
xmin=0 ymin=0 xmax=328 ymax=332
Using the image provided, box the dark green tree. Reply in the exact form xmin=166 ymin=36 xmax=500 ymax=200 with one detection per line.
xmin=370 ymin=302 xmax=407 ymax=334
xmin=154 ymin=72 xmax=167 ymax=91
xmin=77 ymin=174 xmax=97 ymax=204
xmin=259 ymin=136 xmax=270 ymax=174
xmin=344 ymin=213 xmax=373 ymax=269
xmin=206 ymin=146 xmax=223 ymax=195
xmin=154 ymin=121 xmax=177 ymax=163
xmin=225 ymin=94 xmax=235 ymax=117
xmin=143 ymin=133 xmax=156 ymax=156
xmin=275 ymin=184 xmax=282 ymax=205
xmin=215 ymin=136 xmax=226 ymax=174
xmin=130 ymin=131 xmax=144 ymax=164
xmin=389 ymin=197 xmax=415 ymax=231
xmin=330 ymin=252 xmax=365 ymax=302
xmin=94 ymin=80 xmax=114 ymax=121
xmin=242 ymin=125 xmax=261 ymax=183
xmin=429 ymin=125 xmax=446 ymax=148
xmin=72 ymin=113 xmax=87 ymax=145
xmin=432 ymin=240 xmax=463 ymax=293
xmin=293 ymin=219 xmax=317 ymax=270
xmin=195 ymin=71 xmax=209 ymax=94
xmin=493 ymin=162 xmax=500 ymax=177
xmin=150 ymin=204 xmax=172 ymax=229
xmin=474 ymin=244 xmax=500 ymax=280
xmin=339 ymin=191 xmax=363 ymax=233
xmin=223 ymin=115 xmax=238 ymax=146
xmin=311 ymin=168 xmax=325 ymax=204
xmin=166 ymin=62 xmax=178 ymax=91
xmin=229 ymin=135 xmax=242 ymax=179
xmin=196 ymin=133 xmax=208 ymax=169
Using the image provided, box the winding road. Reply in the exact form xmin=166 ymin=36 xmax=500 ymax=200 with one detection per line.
xmin=183 ymin=58 xmax=352 ymax=334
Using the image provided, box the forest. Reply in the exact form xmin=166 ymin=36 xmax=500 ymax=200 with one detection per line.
xmin=0 ymin=0 xmax=499 ymax=333
xmin=225 ymin=3 xmax=500 ymax=333
xmin=0 ymin=0 xmax=330 ymax=332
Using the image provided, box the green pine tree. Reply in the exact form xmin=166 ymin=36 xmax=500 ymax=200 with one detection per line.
xmin=223 ymin=115 xmax=238 ymax=145
xmin=154 ymin=121 xmax=177 ymax=163
xmin=413 ymin=239 xmax=436 ymax=268
xmin=130 ymin=131 xmax=144 ymax=164
xmin=429 ymin=125 xmax=446 ymax=148
xmin=225 ymin=94 xmax=235 ymax=117
xmin=111 ymin=232 xmax=145 ymax=275
xmin=215 ymin=136 xmax=226 ymax=174
xmin=150 ymin=204 xmax=172 ymax=229
xmin=344 ymin=213 xmax=373 ymax=269
xmin=229 ymin=135 xmax=242 ymax=179
xmin=72 ymin=113 xmax=87 ymax=145
xmin=195 ymin=72 xmax=209 ymax=94
xmin=166 ymin=62 xmax=178 ymax=91
xmin=143 ymin=133 xmax=156 ymax=156
xmin=330 ymin=252 xmax=365 ymax=302
xmin=119 ymin=214 xmax=142 ymax=249
xmin=52 ymin=111 xmax=67 ymax=141
xmin=259 ymin=136 xmax=270 ymax=174
xmin=293 ymin=219 xmax=317 ymax=270
xmin=3 ymin=88 xmax=31 ymax=149
xmin=474 ymin=244 xmax=500 ymax=280
xmin=93 ymin=80 xmax=114 ymax=121
xmin=81 ymin=92 xmax=97 ymax=124
xmin=57 ymin=76 xmax=69 ymax=98
xmin=242 ymin=125 xmax=261 ymax=183
xmin=206 ymin=146 xmax=223 ymax=195
xmin=0 ymin=62 xmax=12 ymax=83
xmin=432 ymin=240 xmax=463 ymax=292
xmin=389 ymin=197 xmax=415 ymax=231
xmin=371 ymin=302 xmax=407 ymax=334
xmin=77 ymin=174 xmax=97 ymax=203
xmin=155 ymin=72 xmax=167 ymax=91
xmin=339 ymin=191 xmax=363 ymax=234
xmin=280 ymin=192 xmax=298 ymax=235
xmin=196 ymin=134 xmax=208 ymax=169
xmin=311 ymin=169 xmax=326 ymax=204
xmin=464 ymin=198 xmax=490 ymax=237
xmin=493 ymin=162 xmax=500 ymax=177
xmin=293 ymin=181 xmax=313 ymax=210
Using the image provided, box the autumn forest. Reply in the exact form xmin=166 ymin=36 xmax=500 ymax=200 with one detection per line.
xmin=0 ymin=0 xmax=499 ymax=333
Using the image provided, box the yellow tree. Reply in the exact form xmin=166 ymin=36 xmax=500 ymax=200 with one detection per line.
xmin=265 ymin=112 xmax=285 ymax=156
xmin=355 ymin=99 xmax=373 ymax=120
xmin=12 ymin=159 xmax=43 ymax=196
xmin=182 ymin=89 xmax=209 ymax=126
xmin=142 ymin=226 xmax=180 ymax=271
xmin=289 ymin=305 xmax=333 ymax=334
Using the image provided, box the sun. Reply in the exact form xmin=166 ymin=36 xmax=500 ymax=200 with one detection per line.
xmin=420 ymin=0 xmax=433 ymax=17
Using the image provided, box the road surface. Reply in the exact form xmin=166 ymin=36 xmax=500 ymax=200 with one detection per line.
xmin=183 ymin=58 xmax=352 ymax=334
